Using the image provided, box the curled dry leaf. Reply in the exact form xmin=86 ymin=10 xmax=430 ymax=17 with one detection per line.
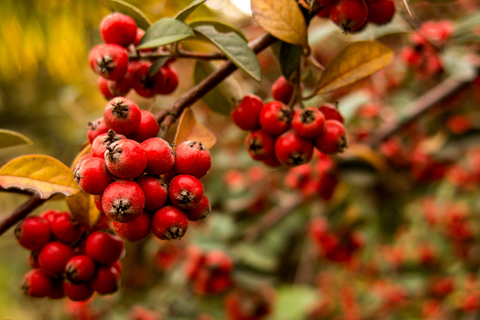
xmin=174 ymin=108 xmax=216 ymax=149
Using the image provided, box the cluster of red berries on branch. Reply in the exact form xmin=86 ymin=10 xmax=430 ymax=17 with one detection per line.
xmin=232 ymin=77 xmax=347 ymax=168
xmin=88 ymin=12 xmax=178 ymax=100
xmin=16 ymin=209 xmax=123 ymax=301
xmin=315 ymin=0 xmax=396 ymax=33
xmin=75 ymin=96 xmax=212 ymax=242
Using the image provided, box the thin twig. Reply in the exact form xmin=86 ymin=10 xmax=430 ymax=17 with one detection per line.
xmin=129 ymin=50 xmax=227 ymax=61
xmin=0 ymin=192 xmax=45 ymax=236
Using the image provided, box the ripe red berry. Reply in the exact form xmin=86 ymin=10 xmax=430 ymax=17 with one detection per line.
xmin=317 ymin=5 xmax=331 ymax=18
xmin=314 ymin=120 xmax=348 ymax=154
xmin=113 ymin=211 xmax=151 ymax=242
xmin=39 ymin=241 xmax=75 ymax=276
xmin=318 ymin=103 xmax=344 ymax=123
xmin=262 ymin=156 xmax=282 ymax=167
xmin=366 ymin=0 xmax=395 ymax=25
xmin=102 ymin=180 xmax=145 ymax=223
xmin=329 ymin=0 xmax=368 ymax=33
xmin=63 ymin=279 xmax=94 ymax=302
xmin=51 ymin=211 xmax=84 ymax=244
xmin=40 ymin=209 xmax=59 ymax=224
xmin=91 ymin=130 xmax=127 ymax=158
xmin=105 ymin=139 xmax=147 ymax=179
xmin=29 ymin=251 xmax=41 ymax=268
xmin=87 ymin=118 xmax=109 ymax=144
xmin=22 ymin=269 xmax=53 ymax=298
xmin=112 ymin=260 xmax=123 ymax=274
xmin=89 ymin=44 xmax=129 ymax=80
xmin=65 ymin=255 xmax=97 ymax=283
xmin=292 ymin=107 xmax=326 ymax=138
xmin=244 ymin=129 xmax=276 ymax=161
xmin=132 ymin=62 xmax=162 ymax=98
xmin=275 ymin=130 xmax=314 ymax=167
xmin=136 ymin=175 xmax=168 ymax=211
xmin=259 ymin=101 xmax=292 ymax=135
xmin=271 ymin=76 xmax=294 ymax=105
xmin=141 ymin=137 xmax=175 ymax=175
xmin=134 ymin=28 xmax=145 ymax=47
xmin=104 ymin=97 xmax=142 ymax=135
xmin=185 ymin=195 xmax=211 ymax=221
xmin=231 ymin=95 xmax=264 ymax=131
xmin=174 ymin=140 xmax=212 ymax=178
xmin=15 ymin=216 xmax=51 ymax=251
xmin=74 ymin=157 xmax=113 ymax=195
xmin=98 ymin=76 xmax=117 ymax=100
xmin=152 ymin=205 xmax=189 ymax=240
xmin=86 ymin=230 xmax=124 ymax=265
xmin=91 ymin=266 xmax=121 ymax=295
xmin=47 ymin=278 xmax=65 ymax=299
xmin=129 ymin=110 xmax=160 ymax=143
xmin=169 ymin=175 xmax=205 ymax=210
xmin=98 ymin=75 xmax=133 ymax=100
xmin=100 ymin=12 xmax=137 ymax=47
xmin=156 ymin=66 xmax=179 ymax=95
xmin=94 ymin=195 xmax=105 ymax=214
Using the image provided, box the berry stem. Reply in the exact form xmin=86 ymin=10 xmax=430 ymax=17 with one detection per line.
xmin=0 ymin=191 xmax=45 ymax=236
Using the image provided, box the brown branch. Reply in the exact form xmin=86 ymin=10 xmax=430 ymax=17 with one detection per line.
xmin=366 ymin=76 xmax=470 ymax=148
xmin=129 ymin=50 xmax=227 ymax=61
xmin=0 ymin=192 xmax=46 ymax=236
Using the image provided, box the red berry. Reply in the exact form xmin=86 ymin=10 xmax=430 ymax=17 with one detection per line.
xmin=134 ymin=28 xmax=145 ymax=47
xmin=169 ymin=175 xmax=205 ymax=210
xmin=132 ymin=62 xmax=162 ymax=98
xmin=40 ymin=209 xmax=59 ymax=224
xmin=141 ymin=137 xmax=175 ymax=175
xmin=98 ymin=76 xmax=116 ymax=100
xmin=185 ymin=195 xmax=211 ymax=221
xmin=63 ymin=279 xmax=94 ymax=302
xmin=317 ymin=5 xmax=331 ymax=18
xmin=366 ymin=0 xmax=395 ymax=25
xmin=102 ymin=180 xmax=145 ymax=223
xmin=329 ymin=0 xmax=368 ymax=33
xmin=156 ymin=66 xmax=179 ymax=95
xmin=231 ymin=95 xmax=264 ymax=131
xmin=98 ymin=75 xmax=133 ymax=100
xmin=318 ymin=103 xmax=344 ymax=123
xmin=275 ymin=130 xmax=314 ymax=167
xmin=51 ymin=211 xmax=84 ymax=244
xmin=104 ymin=139 xmax=147 ymax=179
xmin=113 ymin=260 xmax=123 ymax=274
xmin=74 ymin=157 xmax=113 ymax=195
xmin=91 ymin=266 xmax=121 ymax=295
xmin=259 ymin=101 xmax=292 ymax=135
xmin=174 ymin=140 xmax=212 ymax=178
xmin=129 ymin=110 xmax=160 ymax=143
xmin=65 ymin=255 xmax=97 ymax=283
xmin=47 ymin=278 xmax=65 ymax=299
xmin=205 ymin=250 xmax=233 ymax=272
xmin=104 ymin=97 xmax=142 ymax=135
xmin=87 ymin=118 xmax=109 ymax=144
xmin=15 ymin=216 xmax=51 ymax=251
xmin=29 ymin=251 xmax=41 ymax=268
xmin=244 ymin=129 xmax=276 ymax=161
xmin=152 ymin=205 xmax=189 ymax=240
xmin=271 ymin=76 xmax=294 ymax=104
xmin=22 ymin=269 xmax=53 ymax=298
xmin=91 ymin=130 xmax=127 ymax=158
xmin=292 ymin=107 xmax=326 ymax=138
xmin=39 ymin=241 xmax=75 ymax=276
xmin=94 ymin=195 xmax=105 ymax=214
xmin=100 ymin=12 xmax=137 ymax=47
xmin=314 ymin=120 xmax=348 ymax=154
xmin=86 ymin=230 xmax=124 ymax=265
xmin=262 ymin=156 xmax=282 ymax=167
xmin=88 ymin=44 xmax=129 ymax=80
xmin=136 ymin=175 xmax=168 ymax=211
xmin=113 ymin=211 xmax=151 ymax=242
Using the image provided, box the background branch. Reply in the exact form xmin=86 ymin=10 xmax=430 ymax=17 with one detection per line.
xmin=0 ymin=192 xmax=45 ymax=236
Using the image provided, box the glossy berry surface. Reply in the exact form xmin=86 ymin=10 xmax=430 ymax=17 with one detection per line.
xmin=244 ymin=129 xmax=276 ymax=161
xmin=174 ymin=140 xmax=211 ymax=178
xmin=91 ymin=266 xmax=121 ymax=295
xmin=275 ymin=130 xmax=314 ymax=167
xmin=102 ymin=180 xmax=145 ymax=223
xmin=105 ymin=139 xmax=147 ymax=179
xmin=168 ymin=175 xmax=205 ymax=210
xmin=89 ymin=44 xmax=129 ymax=80
xmin=113 ymin=211 xmax=151 ymax=242
xmin=129 ymin=110 xmax=160 ymax=143
xmin=329 ymin=0 xmax=368 ymax=33
xmin=22 ymin=269 xmax=53 ymax=298
xmin=15 ymin=216 xmax=51 ymax=251
xmin=74 ymin=157 xmax=112 ymax=195
xmin=318 ymin=103 xmax=344 ymax=123
xmin=152 ymin=205 xmax=189 ymax=240
xmin=141 ymin=138 xmax=175 ymax=175
xmin=63 ymin=280 xmax=94 ymax=302
xmin=100 ymin=12 xmax=137 ymax=47
xmin=104 ymin=97 xmax=142 ymax=135
xmin=51 ymin=211 xmax=83 ymax=244
xmin=156 ymin=66 xmax=179 ymax=95
xmin=136 ymin=175 xmax=169 ymax=211
xmin=271 ymin=76 xmax=294 ymax=105
xmin=259 ymin=101 xmax=292 ymax=135
xmin=292 ymin=107 xmax=326 ymax=138
xmin=367 ymin=0 xmax=395 ymax=25
xmin=38 ymin=241 xmax=75 ymax=276
xmin=314 ymin=120 xmax=348 ymax=154
xmin=185 ymin=195 xmax=211 ymax=221
xmin=87 ymin=118 xmax=109 ymax=144
xmin=86 ymin=231 xmax=124 ymax=266
xmin=231 ymin=94 xmax=263 ymax=131
xmin=65 ymin=255 xmax=96 ymax=283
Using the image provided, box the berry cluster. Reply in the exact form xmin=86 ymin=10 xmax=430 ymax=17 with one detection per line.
xmin=232 ymin=88 xmax=347 ymax=168
xmin=16 ymin=210 xmax=123 ymax=301
xmin=184 ymin=246 xmax=234 ymax=295
xmin=75 ymin=97 xmax=212 ymax=242
xmin=315 ymin=0 xmax=396 ymax=33
xmin=88 ymin=12 xmax=178 ymax=100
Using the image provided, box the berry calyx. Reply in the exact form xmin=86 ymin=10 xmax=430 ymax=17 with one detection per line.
xmin=152 ymin=205 xmax=189 ymax=240
xmin=292 ymin=107 xmax=326 ymax=138
xmin=73 ymin=157 xmax=112 ymax=195
xmin=102 ymin=180 xmax=145 ymax=223
xmin=185 ymin=195 xmax=211 ymax=222
xmin=174 ymin=140 xmax=212 ymax=178
xmin=87 ymin=118 xmax=109 ymax=144
xmin=104 ymin=97 xmax=142 ymax=135
xmin=89 ymin=44 xmax=129 ymax=80
xmin=91 ymin=130 xmax=127 ymax=158
xmin=156 ymin=66 xmax=179 ymax=95
xmin=168 ymin=175 xmax=205 ymax=210
xmin=244 ymin=129 xmax=276 ymax=161
xmin=65 ymin=255 xmax=97 ymax=283
xmin=22 ymin=269 xmax=54 ymax=298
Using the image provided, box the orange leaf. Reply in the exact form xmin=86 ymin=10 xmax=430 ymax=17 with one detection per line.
xmin=174 ymin=109 xmax=216 ymax=149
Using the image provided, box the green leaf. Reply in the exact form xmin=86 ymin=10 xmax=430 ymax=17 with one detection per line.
xmin=193 ymin=25 xmax=262 ymax=82
xmin=174 ymin=0 xmax=206 ymax=22
xmin=102 ymin=0 xmax=151 ymax=30
xmin=147 ymin=57 xmax=169 ymax=78
xmin=316 ymin=41 xmax=394 ymax=94
xmin=272 ymin=286 xmax=318 ymax=320
xmin=138 ymin=18 xmax=194 ymax=49
xmin=270 ymin=41 xmax=302 ymax=79
xmin=251 ymin=0 xmax=308 ymax=49
xmin=189 ymin=20 xmax=247 ymax=41
xmin=194 ymin=61 xmax=241 ymax=115
xmin=0 ymin=129 xmax=33 ymax=149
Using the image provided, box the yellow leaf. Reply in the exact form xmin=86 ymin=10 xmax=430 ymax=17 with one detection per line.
xmin=316 ymin=41 xmax=394 ymax=94
xmin=66 ymin=191 xmax=101 ymax=231
xmin=0 ymin=129 xmax=33 ymax=149
xmin=339 ymin=144 xmax=388 ymax=173
xmin=0 ymin=155 xmax=80 ymax=199
xmin=251 ymin=0 xmax=308 ymax=49
xmin=174 ymin=109 xmax=216 ymax=149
